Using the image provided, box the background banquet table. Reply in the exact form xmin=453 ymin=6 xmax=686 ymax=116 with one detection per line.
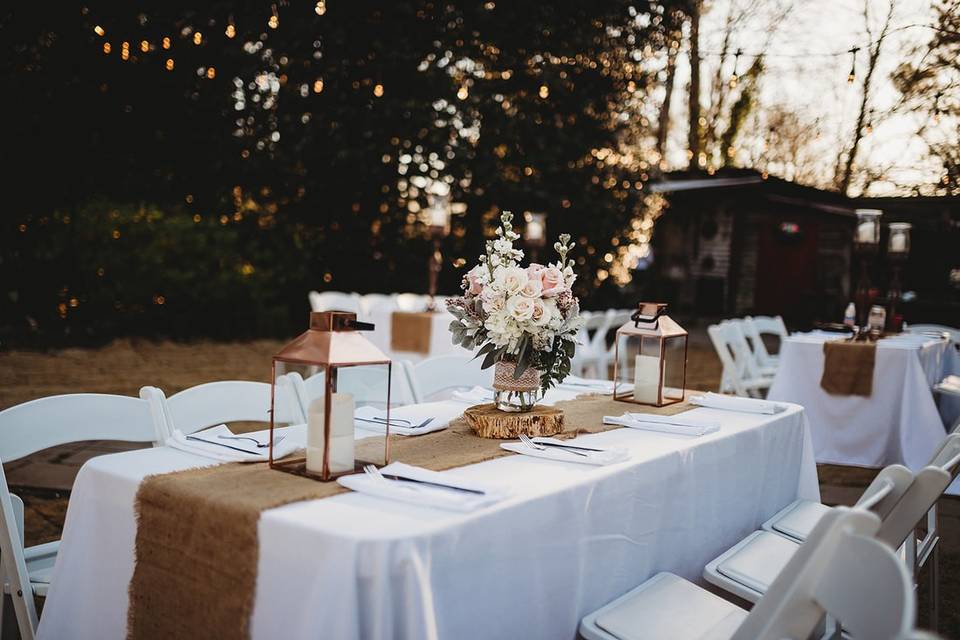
xmin=767 ymin=332 xmax=949 ymax=471
xmin=38 ymin=402 xmax=817 ymax=640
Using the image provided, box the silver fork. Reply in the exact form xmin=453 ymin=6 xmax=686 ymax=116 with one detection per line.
xmin=356 ymin=416 xmax=434 ymax=429
xmin=518 ymin=433 xmax=588 ymax=457
xmin=218 ymin=434 xmax=285 ymax=448
xmin=364 ymin=464 xmax=485 ymax=495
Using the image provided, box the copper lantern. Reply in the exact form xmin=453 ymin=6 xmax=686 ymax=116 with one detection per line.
xmin=269 ymin=311 xmax=392 ymax=481
xmin=612 ymin=303 xmax=688 ymax=407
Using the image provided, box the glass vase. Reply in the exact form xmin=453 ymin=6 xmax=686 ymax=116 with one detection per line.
xmin=493 ymin=360 xmax=541 ymax=412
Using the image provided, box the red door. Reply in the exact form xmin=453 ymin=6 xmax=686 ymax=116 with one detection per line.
xmin=754 ymin=219 xmax=819 ymax=319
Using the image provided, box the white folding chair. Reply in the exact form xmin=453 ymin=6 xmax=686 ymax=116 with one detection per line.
xmin=405 ymin=355 xmax=494 ymax=403
xmin=703 ymin=464 xmax=913 ymax=603
xmin=358 ymin=293 xmax=398 ymax=318
xmin=580 ymin=507 xmax=915 ymax=640
xmin=0 ymin=394 xmax=159 ymax=640
xmin=395 ymin=293 xmax=428 ymax=312
xmin=571 ymin=311 xmax=610 ymax=379
xmin=708 ymin=321 xmax=774 ymax=397
xmin=307 ymin=290 xmax=361 ymax=314
xmin=140 ymin=380 xmax=275 ymax=439
xmin=741 ymin=316 xmax=782 ymax=375
xmin=601 ymin=310 xmax=634 ymax=380
xmin=287 ymin=365 xmax=416 ymax=413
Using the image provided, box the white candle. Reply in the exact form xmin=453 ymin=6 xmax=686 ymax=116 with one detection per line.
xmin=633 ymin=354 xmax=661 ymax=404
xmin=526 ymin=220 xmax=544 ymax=241
xmin=856 ymin=221 xmax=876 ymax=244
xmin=889 ymin=232 xmax=906 ymax=253
xmin=306 ymin=392 xmax=355 ymax=475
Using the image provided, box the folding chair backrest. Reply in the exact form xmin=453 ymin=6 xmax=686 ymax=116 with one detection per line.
xmin=162 ymin=381 xmax=274 ymax=435
xmin=308 ymin=290 xmax=361 ymax=314
xmin=854 ymin=464 xmax=913 ymax=520
xmin=0 ymin=394 xmax=159 ymax=639
xmin=406 ymin=355 xmax=494 ymax=403
xmin=395 ymin=293 xmax=427 ymax=312
xmin=359 ymin=293 xmax=398 ymax=317
xmin=741 ymin=317 xmax=773 ymax=368
xmin=288 ymin=365 xmax=415 ymax=411
xmin=708 ymin=322 xmax=759 ymax=396
xmin=734 ymin=507 xmax=913 ymax=640
xmin=0 ymin=394 xmax=157 ymax=462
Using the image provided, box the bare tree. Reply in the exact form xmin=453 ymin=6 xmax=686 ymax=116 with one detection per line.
xmin=835 ymin=0 xmax=895 ymax=195
xmin=687 ymin=0 xmax=702 ymax=168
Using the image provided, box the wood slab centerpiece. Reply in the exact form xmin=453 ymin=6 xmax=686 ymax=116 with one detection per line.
xmin=446 ymin=211 xmax=585 ymax=439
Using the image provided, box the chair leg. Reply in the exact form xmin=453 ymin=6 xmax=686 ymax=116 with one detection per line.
xmin=930 ymin=543 xmax=939 ymax=632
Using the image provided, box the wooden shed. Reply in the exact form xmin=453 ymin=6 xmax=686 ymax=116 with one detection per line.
xmin=647 ymin=169 xmax=856 ymax=326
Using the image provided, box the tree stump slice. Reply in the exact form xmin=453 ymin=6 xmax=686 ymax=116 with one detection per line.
xmin=463 ymin=403 xmax=565 ymax=439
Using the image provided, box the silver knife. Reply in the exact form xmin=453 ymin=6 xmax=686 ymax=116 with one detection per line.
xmin=186 ymin=435 xmax=259 ymax=455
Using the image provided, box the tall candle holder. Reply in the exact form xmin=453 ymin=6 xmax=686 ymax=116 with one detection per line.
xmin=523 ymin=211 xmax=547 ymax=263
xmin=425 ymin=194 xmax=452 ymax=311
xmin=853 ymin=209 xmax=882 ymax=328
xmin=886 ymin=222 xmax=911 ymax=331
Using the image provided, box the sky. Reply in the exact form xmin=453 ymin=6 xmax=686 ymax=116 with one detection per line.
xmin=663 ymin=0 xmax=941 ymax=195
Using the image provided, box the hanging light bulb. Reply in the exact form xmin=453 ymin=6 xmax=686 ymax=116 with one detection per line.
xmin=315 ymin=1 xmax=327 ymax=15
xmin=729 ymin=48 xmax=742 ymax=88
xmin=225 ymin=24 xmax=236 ymax=38
xmin=847 ymin=45 xmax=859 ymax=84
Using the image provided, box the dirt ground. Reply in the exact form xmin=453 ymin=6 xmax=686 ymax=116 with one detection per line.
xmin=0 ymin=334 xmax=956 ymax=636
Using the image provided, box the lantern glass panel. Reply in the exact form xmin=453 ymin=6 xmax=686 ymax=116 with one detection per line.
xmin=269 ymin=312 xmax=391 ymax=481
xmin=612 ymin=305 xmax=687 ymax=407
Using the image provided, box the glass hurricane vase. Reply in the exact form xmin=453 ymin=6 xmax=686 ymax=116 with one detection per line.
xmin=493 ymin=360 xmax=541 ymax=412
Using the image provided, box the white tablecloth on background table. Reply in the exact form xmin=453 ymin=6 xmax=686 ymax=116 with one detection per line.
xmin=38 ymin=404 xmax=818 ymax=640
xmin=364 ymin=308 xmax=470 ymax=362
xmin=767 ymin=332 xmax=949 ymax=471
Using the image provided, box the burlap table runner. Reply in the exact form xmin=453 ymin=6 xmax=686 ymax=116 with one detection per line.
xmin=820 ymin=340 xmax=876 ymax=397
xmin=128 ymin=394 xmax=692 ymax=639
xmin=390 ymin=311 xmax=434 ymax=354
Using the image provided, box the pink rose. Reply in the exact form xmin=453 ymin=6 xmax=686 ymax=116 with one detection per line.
xmin=526 ymin=263 xmax=545 ymax=280
xmin=540 ymin=266 xmax=566 ymax=297
xmin=466 ymin=265 xmax=485 ymax=295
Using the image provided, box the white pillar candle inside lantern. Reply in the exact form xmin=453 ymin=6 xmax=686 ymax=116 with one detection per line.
xmin=306 ymin=392 xmax=355 ymax=474
xmin=888 ymin=222 xmax=911 ymax=254
xmin=854 ymin=208 xmax=882 ymax=245
xmin=633 ymin=354 xmax=661 ymax=404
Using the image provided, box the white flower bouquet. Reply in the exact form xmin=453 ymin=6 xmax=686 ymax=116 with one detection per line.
xmin=447 ymin=211 xmax=584 ymax=404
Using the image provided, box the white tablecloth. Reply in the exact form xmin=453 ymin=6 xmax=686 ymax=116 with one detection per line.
xmin=364 ymin=309 xmax=470 ymax=362
xmin=768 ymin=332 xmax=949 ymax=471
xmin=39 ymin=405 xmax=818 ymax=640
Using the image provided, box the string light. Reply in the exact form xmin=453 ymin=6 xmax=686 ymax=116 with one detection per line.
xmin=162 ymin=36 xmax=171 ymax=50
xmin=140 ymin=40 xmax=149 ymax=53
xmin=225 ymin=24 xmax=236 ymax=38
xmin=102 ymin=42 xmax=111 ymax=54
xmin=457 ymin=85 xmax=469 ymax=100
xmin=206 ymin=66 xmax=216 ymax=79
xmin=121 ymin=41 xmax=130 ymax=60
xmin=315 ymin=1 xmax=327 ymax=15
xmin=373 ymin=83 xmax=384 ymax=97
xmin=729 ymin=48 xmax=742 ymax=88
xmin=193 ymin=31 xmax=202 ymax=45
xmin=847 ymin=46 xmax=859 ymax=83
xmin=539 ymin=85 xmax=549 ymax=99
xmin=94 ymin=25 xmax=105 ymax=36
xmin=313 ymin=78 xmax=324 ymax=93
xmin=268 ymin=14 xmax=279 ymax=29
xmin=165 ymin=58 xmax=174 ymax=71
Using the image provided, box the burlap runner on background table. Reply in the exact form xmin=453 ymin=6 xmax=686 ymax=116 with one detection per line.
xmin=390 ymin=311 xmax=434 ymax=354
xmin=127 ymin=394 xmax=692 ymax=639
xmin=820 ymin=340 xmax=876 ymax=397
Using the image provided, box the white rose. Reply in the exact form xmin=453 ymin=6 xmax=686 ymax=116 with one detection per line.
xmin=519 ymin=276 xmax=542 ymax=298
xmin=495 ymin=266 xmax=528 ymax=297
xmin=505 ymin=295 xmax=535 ymax=322
xmin=532 ymin=298 xmax=552 ymax=326
xmin=481 ymin=286 xmax=505 ymax=313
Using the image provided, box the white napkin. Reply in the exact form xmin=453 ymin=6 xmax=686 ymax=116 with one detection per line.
xmin=166 ymin=424 xmax=302 ymax=462
xmin=937 ymin=375 xmax=960 ymax=394
xmin=689 ymin=392 xmax=787 ymax=415
xmin=556 ymin=376 xmax=616 ymax=394
xmin=354 ymin=402 xmax=464 ymax=436
xmin=603 ymin=412 xmax=720 ymax=436
xmin=451 ymin=386 xmax=496 ymax=404
xmin=337 ymin=462 xmax=509 ymax=512
xmin=500 ymin=437 xmax=629 ymax=466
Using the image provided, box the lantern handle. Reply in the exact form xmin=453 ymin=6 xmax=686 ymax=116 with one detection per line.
xmin=631 ymin=303 xmax=667 ymax=328
xmin=347 ymin=319 xmax=375 ymax=331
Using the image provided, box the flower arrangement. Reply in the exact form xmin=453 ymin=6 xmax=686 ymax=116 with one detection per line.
xmin=447 ymin=211 xmax=584 ymax=394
